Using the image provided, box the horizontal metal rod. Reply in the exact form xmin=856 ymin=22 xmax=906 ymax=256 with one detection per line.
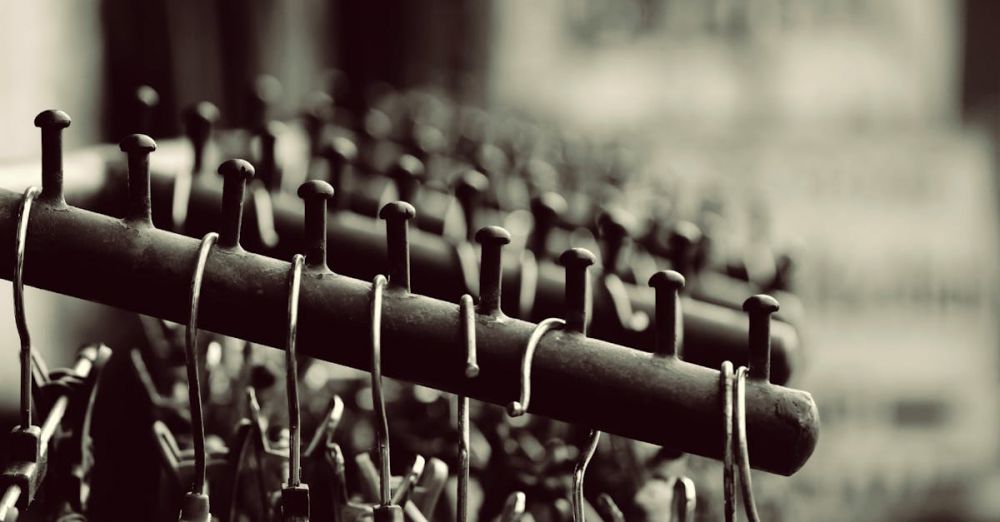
xmin=0 ymin=190 xmax=817 ymax=475
xmin=89 ymin=165 xmax=800 ymax=384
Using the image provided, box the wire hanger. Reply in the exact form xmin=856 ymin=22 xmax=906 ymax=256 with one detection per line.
xmin=457 ymin=293 xmax=478 ymax=522
xmin=177 ymin=230 xmax=218 ymax=522
xmin=280 ymin=253 xmax=310 ymax=521
xmin=369 ymin=274 xmax=403 ymax=522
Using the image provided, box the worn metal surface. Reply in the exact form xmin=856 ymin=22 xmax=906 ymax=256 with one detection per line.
xmin=89 ymin=168 xmax=801 ymax=384
xmin=0 ymin=190 xmax=818 ymax=475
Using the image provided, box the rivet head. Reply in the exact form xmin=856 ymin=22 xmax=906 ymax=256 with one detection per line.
xmin=297 ymin=179 xmax=335 ymax=200
xmin=648 ymin=270 xmax=685 ymax=291
xmin=559 ymin=248 xmax=596 ymax=269
xmin=475 ymin=226 xmax=511 ymax=246
xmin=379 ymin=201 xmax=416 ymax=221
xmin=218 ymin=158 xmax=255 ymax=180
xmin=119 ymin=134 xmax=157 ymax=153
xmin=743 ymin=294 xmax=780 ymax=314
xmin=34 ymin=110 xmax=72 ymax=129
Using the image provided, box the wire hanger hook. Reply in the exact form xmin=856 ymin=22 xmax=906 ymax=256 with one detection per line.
xmin=178 ymin=231 xmax=218 ymax=522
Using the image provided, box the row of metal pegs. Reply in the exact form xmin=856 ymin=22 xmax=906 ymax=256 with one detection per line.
xmin=0 ymin=101 xmax=817 ymax=521
xmin=88 ymin=82 xmax=805 ymax=385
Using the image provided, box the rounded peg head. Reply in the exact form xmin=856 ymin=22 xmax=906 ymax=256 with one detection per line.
xmin=531 ymin=192 xmax=568 ymax=220
xmin=183 ymin=102 xmax=220 ymax=132
xmin=304 ymin=91 xmax=333 ymax=119
xmin=217 ymin=158 xmax=255 ymax=181
xmin=475 ymin=226 xmax=511 ymax=247
xmin=379 ymin=201 xmax=416 ymax=222
xmin=390 ymin=154 xmax=425 ymax=182
xmin=743 ymin=294 xmax=780 ymax=314
xmin=119 ymin=133 xmax=157 ymax=154
xmin=253 ymin=74 xmax=283 ymax=104
xmin=34 ymin=109 xmax=72 ymax=129
xmin=456 ymin=169 xmax=489 ymax=198
xmin=263 ymin=119 xmax=286 ymax=138
xmin=559 ymin=247 xmax=596 ymax=269
xmin=297 ymin=179 xmax=335 ymax=201
xmin=648 ymin=270 xmax=685 ymax=292
xmin=597 ymin=208 xmax=630 ymax=239
xmin=326 ymin=136 xmax=358 ymax=163
xmin=669 ymin=221 xmax=702 ymax=251
xmin=135 ymin=85 xmax=160 ymax=108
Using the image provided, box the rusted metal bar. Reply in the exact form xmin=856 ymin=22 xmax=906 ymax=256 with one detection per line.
xmin=0 ymin=189 xmax=817 ymax=475
xmin=88 ymin=166 xmax=800 ymax=384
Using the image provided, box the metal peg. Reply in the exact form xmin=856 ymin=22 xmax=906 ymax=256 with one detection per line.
xmin=217 ymin=159 xmax=255 ymax=250
xmin=33 ymin=110 xmax=71 ymax=206
xmin=668 ymin=222 xmax=702 ymax=277
xmin=648 ymin=270 xmax=685 ymax=358
xmin=134 ymin=85 xmax=160 ymax=135
xmin=297 ymin=180 xmax=334 ymax=274
xmin=597 ymin=209 xmax=630 ymax=276
xmin=379 ymin=201 xmax=416 ymax=292
xmin=119 ymin=134 xmax=157 ymax=227
xmin=529 ymin=192 xmax=567 ymax=259
xmin=455 ymin=171 xmax=489 ymax=242
xmin=743 ymin=295 xmax=779 ymax=382
xmin=322 ymin=137 xmax=357 ymax=211
xmin=258 ymin=121 xmax=285 ymax=193
xmin=183 ymin=102 xmax=220 ymax=176
xmin=303 ymin=91 xmax=333 ymax=158
xmin=389 ymin=154 xmax=424 ymax=204
xmin=475 ymin=226 xmax=511 ymax=317
xmin=559 ymin=248 xmax=596 ymax=335
xmin=248 ymin=75 xmax=282 ymax=130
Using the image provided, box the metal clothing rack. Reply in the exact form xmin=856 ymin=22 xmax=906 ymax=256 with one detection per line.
xmin=0 ymin=117 xmax=819 ymax=477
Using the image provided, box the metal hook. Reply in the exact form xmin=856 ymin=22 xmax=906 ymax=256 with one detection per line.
xmin=507 ymin=317 xmax=565 ymax=417
xmin=280 ymin=253 xmax=311 ymax=521
xmin=457 ymin=294 xmax=477 ymax=522
xmin=178 ymin=232 xmax=217 ymax=522
xmin=572 ymin=429 xmax=601 ymax=522
xmin=370 ymin=274 xmax=403 ymax=521
xmin=721 ymin=361 xmax=735 ymax=522
xmin=733 ymin=366 xmax=760 ymax=522
xmin=285 ymin=254 xmax=305 ymax=488
xmin=14 ymin=186 xmax=40 ymax=428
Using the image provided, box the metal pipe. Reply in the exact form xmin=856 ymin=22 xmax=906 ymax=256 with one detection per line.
xmin=0 ymin=191 xmax=818 ymax=475
xmin=95 ymin=168 xmax=801 ymax=384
